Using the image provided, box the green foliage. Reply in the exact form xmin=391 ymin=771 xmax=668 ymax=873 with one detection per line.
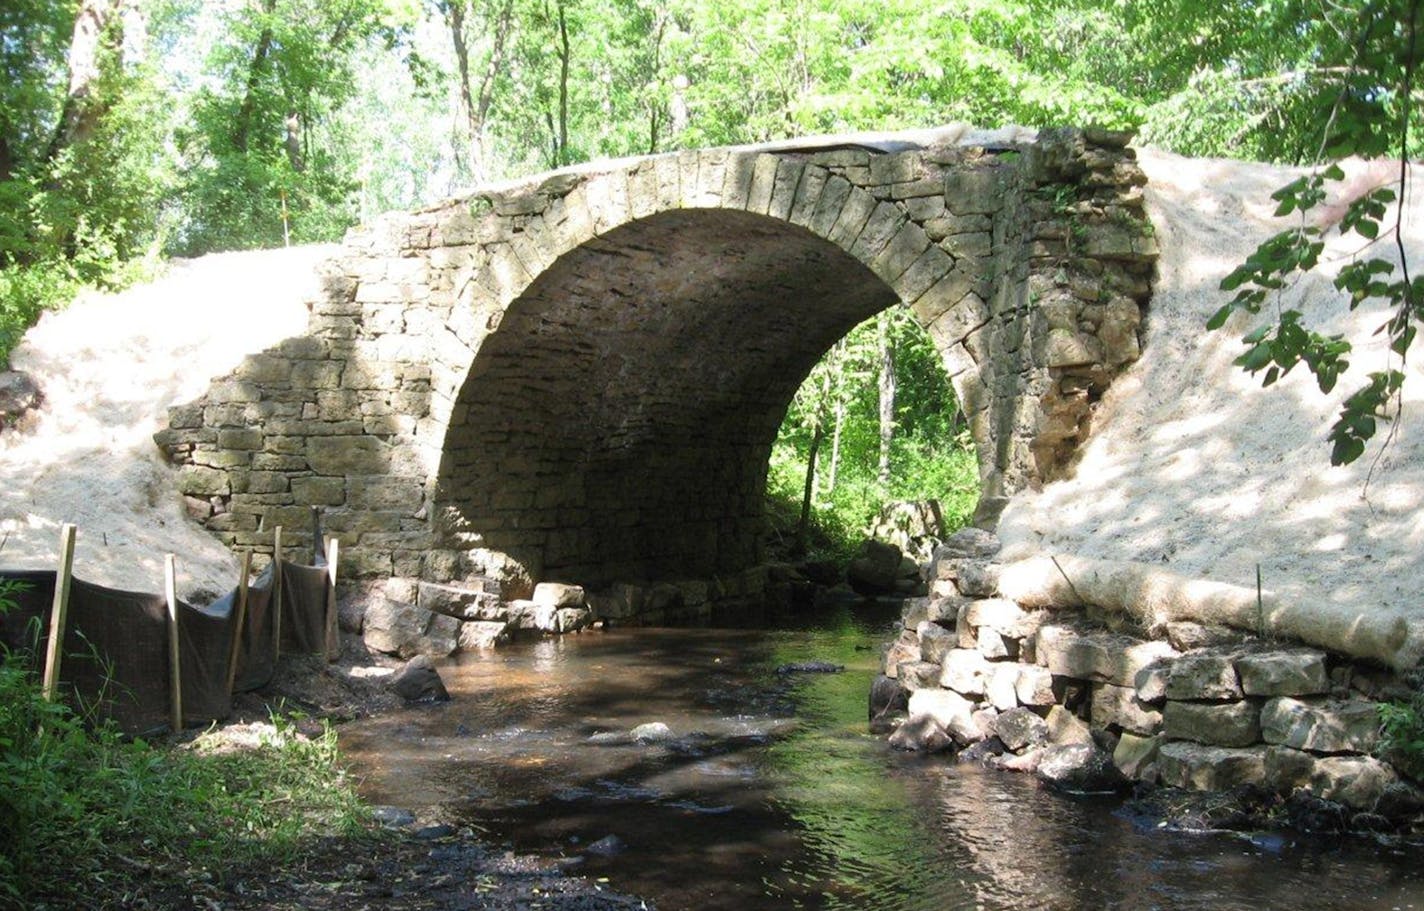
xmin=767 ymin=308 xmax=977 ymax=565
xmin=1378 ymin=677 xmax=1424 ymax=782
xmin=1209 ymin=0 xmax=1421 ymax=466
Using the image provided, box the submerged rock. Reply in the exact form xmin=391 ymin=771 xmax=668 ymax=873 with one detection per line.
xmin=389 ymin=655 xmax=451 ymax=703
xmin=1036 ymin=743 xmax=1127 ymax=794
xmin=775 ymin=661 xmax=844 ymax=675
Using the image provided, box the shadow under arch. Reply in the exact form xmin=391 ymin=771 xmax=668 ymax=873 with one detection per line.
xmin=432 ymin=207 xmax=953 ymax=588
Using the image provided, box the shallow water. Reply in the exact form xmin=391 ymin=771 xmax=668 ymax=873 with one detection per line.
xmin=340 ymin=601 xmax=1424 ymax=911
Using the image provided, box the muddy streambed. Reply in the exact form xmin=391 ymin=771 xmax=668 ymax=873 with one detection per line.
xmin=340 ymin=601 xmax=1424 ymax=910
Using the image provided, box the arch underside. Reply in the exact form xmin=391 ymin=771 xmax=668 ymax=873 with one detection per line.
xmin=437 ymin=208 xmax=902 ymax=587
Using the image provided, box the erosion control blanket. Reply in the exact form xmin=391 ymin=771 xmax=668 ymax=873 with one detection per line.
xmin=0 ymin=556 xmax=332 ymax=735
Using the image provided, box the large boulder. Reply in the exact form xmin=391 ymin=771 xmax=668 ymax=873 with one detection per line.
xmin=1036 ymin=743 xmax=1127 ymax=793
xmin=888 ymin=715 xmax=954 ymax=753
xmin=1156 ymin=742 xmax=1268 ymax=791
xmin=1260 ymin=697 xmax=1380 ymax=754
xmin=847 ymin=539 xmax=904 ymax=595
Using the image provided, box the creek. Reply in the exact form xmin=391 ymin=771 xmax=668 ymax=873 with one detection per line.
xmin=339 ymin=598 xmax=1424 ymax=910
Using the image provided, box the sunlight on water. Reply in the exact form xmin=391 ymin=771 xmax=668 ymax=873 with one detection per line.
xmin=340 ymin=601 xmax=1424 ymax=911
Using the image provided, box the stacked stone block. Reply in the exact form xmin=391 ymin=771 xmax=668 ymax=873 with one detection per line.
xmin=878 ymin=528 xmax=1420 ymax=817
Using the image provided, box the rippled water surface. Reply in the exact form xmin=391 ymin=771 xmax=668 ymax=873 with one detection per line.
xmin=340 ymin=601 xmax=1424 ymax=910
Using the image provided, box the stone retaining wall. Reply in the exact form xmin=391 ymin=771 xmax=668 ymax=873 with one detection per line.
xmin=157 ymin=126 xmax=1157 ymax=593
xmin=877 ymin=529 xmax=1423 ymax=822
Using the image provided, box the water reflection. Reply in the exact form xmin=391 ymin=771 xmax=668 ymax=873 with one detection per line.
xmin=339 ymin=602 xmax=1424 ymax=911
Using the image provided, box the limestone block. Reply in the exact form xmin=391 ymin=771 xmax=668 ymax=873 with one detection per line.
xmin=976 ymin=627 xmax=1013 ymax=660
xmin=898 ymin=661 xmax=943 ymax=691
xmin=901 ymin=598 xmax=930 ymax=631
xmin=1133 ymin=662 xmax=1171 ymax=704
xmin=940 ymin=648 xmax=992 ymax=696
xmin=888 ymin=715 xmax=953 ymax=753
xmin=1235 ymin=650 xmax=1330 ymax=697
xmin=291 ymin=476 xmax=346 ymax=506
xmin=1156 ymin=742 xmax=1269 ymax=792
xmin=307 ymin=436 xmax=388 ymax=475
xmin=1092 ymin=683 xmax=1163 ymax=736
xmin=1034 ymin=625 xmax=1178 ymax=687
xmin=1045 ymin=705 xmax=1094 ymax=745
xmin=1165 ymin=654 xmax=1243 ymax=701
xmin=218 ymin=428 xmax=265 ymax=450
xmin=986 ymin=663 xmax=1022 ymax=711
xmin=964 ymin=597 xmax=1030 ymax=637
xmin=1308 ymin=756 xmax=1397 ymax=808
xmin=1041 ymin=328 xmax=1102 ymax=368
xmin=881 ymin=629 xmax=921 ymax=678
xmin=1259 ymin=697 xmax=1380 ymax=754
xmin=907 ymin=688 xmax=976 ymax=740
xmin=926 ymin=595 xmax=966 ymax=625
xmin=532 ymin=582 xmax=586 ymax=609
xmin=996 ymin=707 xmax=1049 ymax=752
xmin=1162 ymin=699 xmax=1261 ymax=747
xmin=942 ymin=168 xmax=1004 ymax=215
xmin=1263 ymin=745 xmax=1318 ymax=792
xmin=179 ymin=466 xmax=229 ymax=497
xmin=1036 ymin=743 xmax=1126 ymax=793
xmin=1016 ymin=665 xmax=1056 ymax=707
xmin=459 ymin=620 xmax=511 ymax=650
xmin=1113 ymin=732 xmax=1162 ymax=779
xmin=418 ymin=581 xmax=505 ymax=621
xmin=363 ymin=598 xmax=461 ymax=659
xmin=917 ymin=621 xmax=956 ymax=665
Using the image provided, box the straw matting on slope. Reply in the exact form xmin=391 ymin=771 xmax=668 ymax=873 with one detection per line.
xmin=998 ymin=152 xmax=1424 ymax=667
xmin=0 ymin=246 xmax=335 ymax=601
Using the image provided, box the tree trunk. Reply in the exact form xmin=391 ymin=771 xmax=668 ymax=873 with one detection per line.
xmin=554 ymin=0 xmax=570 ymax=166
xmin=796 ymin=420 xmax=823 ymax=556
xmin=45 ymin=0 xmax=124 ymax=165
xmin=233 ymin=0 xmax=277 ymax=155
xmin=877 ymin=310 xmax=896 ymax=489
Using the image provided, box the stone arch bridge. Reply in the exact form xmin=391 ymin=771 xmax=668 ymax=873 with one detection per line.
xmin=157 ymin=125 xmax=1157 ymax=608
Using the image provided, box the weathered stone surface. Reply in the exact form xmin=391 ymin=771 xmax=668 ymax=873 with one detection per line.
xmin=898 ymin=661 xmax=944 ymax=691
xmin=888 ymin=714 xmax=954 ymax=753
xmin=916 ymin=621 xmax=957 ymax=665
xmin=418 ymin=581 xmax=505 ymax=620
xmin=363 ymin=598 xmax=461 ymax=658
xmin=1015 ymin=665 xmax=1056 ymax=707
xmin=976 ymin=626 xmax=1012 ymax=660
xmin=869 ymin=674 xmax=909 ymax=733
xmin=907 ymin=688 xmax=977 ymax=743
xmin=1113 ymin=732 xmax=1162 ymax=779
xmin=940 ymin=648 xmax=992 ymax=696
xmin=996 ymin=706 xmax=1049 ymax=752
xmin=0 ymin=371 xmax=41 ymax=423
xmin=1162 ymin=699 xmax=1261 ymax=747
xmin=1045 ymin=705 xmax=1094 ymax=745
xmin=963 ymin=598 xmax=1031 ymax=637
xmin=1035 ymin=625 xmax=1178 ymax=687
xmin=1260 ymin=697 xmax=1380 ymax=754
xmin=1236 ymin=650 xmax=1330 ymax=697
xmin=458 ymin=620 xmax=511 ymax=650
xmin=1156 ymin=742 xmax=1269 ymax=791
xmin=389 ymin=655 xmax=450 ymax=703
xmin=986 ymin=663 xmax=1021 ymax=711
xmin=1133 ymin=662 xmax=1171 ymax=704
xmin=882 ymin=629 xmax=922 ymax=678
xmin=1092 ymin=682 xmax=1163 ymax=735
xmin=848 ymin=539 xmax=903 ymax=595
xmin=1036 ymin=743 xmax=1126 ymax=793
xmin=532 ymin=582 xmax=586 ymax=608
xmin=1165 ymin=621 xmax=1244 ymax=652
xmin=956 ymin=563 xmax=1000 ymax=597
xmin=1165 ymin=654 xmax=1243 ymax=701
xmin=1307 ymin=756 xmax=1398 ymax=808
xmin=932 ymin=527 xmax=1000 ymax=560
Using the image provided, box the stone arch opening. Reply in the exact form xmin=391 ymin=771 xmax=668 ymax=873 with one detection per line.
xmin=434 ymin=207 xmax=928 ymax=588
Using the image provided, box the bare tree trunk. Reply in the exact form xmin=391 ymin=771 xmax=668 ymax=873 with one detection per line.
xmin=796 ymin=419 xmax=823 ymax=556
xmin=877 ymin=310 xmax=896 ymax=489
xmin=45 ymin=0 xmax=124 ymax=164
xmin=446 ymin=0 xmax=514 ymax=184
xmin=283 ymin=111 xmax=304 ymax=171
xmin=233 ymin=0 xmax=277 ymax=155
xmin=554 ymin=0 xmax=570 ymax=166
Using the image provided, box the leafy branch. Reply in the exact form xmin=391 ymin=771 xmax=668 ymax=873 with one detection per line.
xmin=1208 ymin=0 xmax=1421 ymax=469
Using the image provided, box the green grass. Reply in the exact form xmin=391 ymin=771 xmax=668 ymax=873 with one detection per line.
xmin=0 ymin=659 xmax=376 ymax=907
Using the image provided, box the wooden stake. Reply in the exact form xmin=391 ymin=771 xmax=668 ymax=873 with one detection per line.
xmin=272 ymin=526 xmax=284 ymax=661
xmin=324 ymin=536 xmax=340 ymax=661
xmin=165 ymin=554 xmax=182 ymax=733
xmin=40 ymin=523 xmax=77 ymax=703
xmin=224 ymin=549 xmax=252 ymax=696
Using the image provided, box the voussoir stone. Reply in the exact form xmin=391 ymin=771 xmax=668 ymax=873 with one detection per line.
xmin=1260 ymin=696 xmax=1380 ymax=754
xmin=1235 ymin=650 xmax=1330 ymax=697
